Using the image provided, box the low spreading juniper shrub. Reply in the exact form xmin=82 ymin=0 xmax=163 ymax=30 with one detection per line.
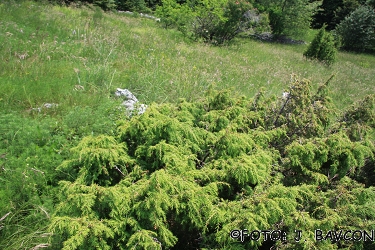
xmin=47 ymin=75 xmax=375 ymax=250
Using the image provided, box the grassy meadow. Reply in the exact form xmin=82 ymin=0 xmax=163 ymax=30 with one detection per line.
xmin=1 ymin=1 xmax=374 ymax=113
xmin=0 ymin=1 xmax=375 ymax=249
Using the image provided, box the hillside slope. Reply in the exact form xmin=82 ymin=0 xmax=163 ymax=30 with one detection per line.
xmin=1 ymin=1 xmax=375 ymax=112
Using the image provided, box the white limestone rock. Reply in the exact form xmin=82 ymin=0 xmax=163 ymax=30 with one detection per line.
xmin=115 ymin=88 xmax=147 ymax=116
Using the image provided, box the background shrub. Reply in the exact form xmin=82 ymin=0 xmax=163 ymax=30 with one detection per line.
xmin=256 ymin=0 xmax=317 ymax=39
xmin=335 ymin=5 xmax=375 ymax=52
xmin=157 ymin=0 xmax=256 ymax=44
xmin=156 ymin=0 xmax=193 ymax=32
xmin=304 ymin=25 xmax=337 ymax=65
xmin=190 ymin=0 xmax=252 ymax=44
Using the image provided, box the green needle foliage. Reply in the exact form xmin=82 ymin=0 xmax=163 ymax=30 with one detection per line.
xmin=304 ymin=25 xmax=337 ymax=66
xmin=49 ymin=75 xmax=375 ymax=249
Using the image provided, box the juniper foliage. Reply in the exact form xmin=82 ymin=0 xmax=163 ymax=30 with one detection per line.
xmin=49 ymin=76 xmax=375 ymax=249
xmin=304 ymin=25 xmax=337 ymax=66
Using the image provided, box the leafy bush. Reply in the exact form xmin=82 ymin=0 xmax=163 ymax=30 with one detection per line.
xmin=303 ymin=25 xmax=337 ymax=65
xmin=191 ymin=0 xmax=254 ymax=44
xmin=335 ymin=5 xmax=375 ymax=52
xmin=267 ymin=6 xmax=285 ymax=36
xmin=157 ymin=0 xmax=257 ymax=44
xmin=156 ymin=0 xmax=193 ymax=32
xmin=257 ymin=0 xmax=317 ymax=39
xmin=243 ymin=8 xmax=271 ymax=34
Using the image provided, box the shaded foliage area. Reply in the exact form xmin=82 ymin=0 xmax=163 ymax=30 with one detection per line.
xmin=312 ymin=0 xmax=375 ymax=52
xmin=335 ymin=5 xmax=375 ymax=52
xmin=312 ymin=0 xmax=367 ymax=30
xmin=48 ymin=76 xmax=375 ymax=249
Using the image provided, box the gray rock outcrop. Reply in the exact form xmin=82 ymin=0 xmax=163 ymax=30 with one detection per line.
xmin=115 ymin=88 xmax=147 ymax=116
